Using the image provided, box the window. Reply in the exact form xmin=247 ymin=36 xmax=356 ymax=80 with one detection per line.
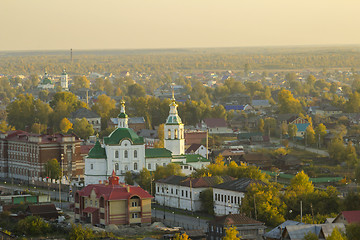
xmin=163 ymin=163 xmax=166 ymax=166
xmin=115 ymin=163 xmax=119 ymax=171
xmin=125 ymin=165 xmax=128 ymax=171
xmin=174 ymin=129 xmax=178 ymax=139
xmin=184 ymin=166 xmax=188 ymax=169
xmin=182 ymin=190 xmax=184 ymax=197
xmin=186 ymin=191 xmax=188 ymax=198
xmin=215 ymin=194 xmax=217 ymax=201
xmin=134 ymin=150 xmax=137 ymax=158
xmin=131 ymin=201 xmax=138 ymax=207
xmin=124 ymin=150 xmax=128 ymax=158
xmin=134 ymin=163 xmax=138 ymax=170
xmin=132 ymin=213 xmax=138 ymax=218
xmin=157 ymin=187 xmax=159 ymax=193
xmin=168 ymin=129 xmax=171 ymax=139
xmin=171 ymin=188 xmax=173 ymax=194
xmin=90 ymin=164 xmax=93 ymax=170
xmin=115 ymin=150 xmax=119 ymax=158
xmin=176 ymin=189 xmax=178 ymax=195
xmin=148 ymin=163 xmax=151 ymax=170
xmin=231 ymin=196 xmax=233 ymax=204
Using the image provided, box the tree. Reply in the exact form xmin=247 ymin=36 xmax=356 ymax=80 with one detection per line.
xmin=277 ymin=89 xmax=302 ymax=114
xmin=154 ymin=124 xmax=164 ymax=148
xmin=305 ymin=125 xmax=316 ymax=146
xmin=91 ymin=94 xmax=116 ymax=119
xmin=68 ymin=224 xmax=94 ymax=240
xmin=173 ymin=232 xmax=190 ymax=240
xmin=264 ymin=117 xmax=276 ymax=137
xmin=258 ymin=119 xmax=264 ymax=133
xmin=59 ymin=118 xmax=73 ymax=134
xmin=125 ymin=171 xmax=134 ymax=185
xmin=128 ymin=83 xmax=146 ymax=97
xmin=327 ymin=227 xmax=346 ymax=240
xmin=0 ymin=120 xmax=14 ymax=132
xmin=303 ymin=232 xmax=319 ymax=240
xmin=71 ymin=76 xmax=90 ymax=91
xmin=16 ymin=216 xmax=50 ymax=237
xmin=328 ymin=137 xmax=345 ymax=163
xmin=289 ymin=171 xmax=314 ymax=195
xmin=199 ymin=188 xmax=214 ymax=214
xmin=73 ymin=118 xmax=94 ymax=140
xmin=346 ymin=223 xmax=360 ymax=240
xmin=31 ymin=123 xmax=47 ymax=134
xmin=223 ymin=226 xmax=241 ymax=240
xmin=345 ymin=141 xmax=358 ymax=167
xmin=154 ymin=163 xmax=183 ymax=180
xmin=288 ymin=123 xmax=298 ymax=140
xmin=138 ymin=168 xmax=152 ymax=192
xmin=44 ymin=158 xmax=61 ymax=179
xmin=314 ymin=123 xmax=327 ymax=147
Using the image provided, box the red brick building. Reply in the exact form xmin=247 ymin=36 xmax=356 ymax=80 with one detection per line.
xmin=75 ymin=171 xmax=153 ymax=226
xmin=0 ymin=130 xmax=84 ymax=181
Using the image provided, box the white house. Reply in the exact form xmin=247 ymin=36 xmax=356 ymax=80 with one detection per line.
xmin=155 ymin=175 xmax=234 ymax=212
xmin=213 ymin=178 xmax=265 ymax=216
xmin=185 ymin=144 xmax=208 ymax=158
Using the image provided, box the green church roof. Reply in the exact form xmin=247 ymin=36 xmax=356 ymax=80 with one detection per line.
xmin=103 ymin=127 xmax=144 ymax=145
xmin=145 ymin=148 xmax=172 ymax=158
xmin=185 ymin=154 xmax=210 ymax=163
xmin=87 ymin=141 xmax=107 ymax=159
xmin=166 ymin=115 xmax=182 ymax=125
xmin=118 ymin=112 xmax=128 ymax=118
xmin=41 ymin=78 xmax=52 ymax=85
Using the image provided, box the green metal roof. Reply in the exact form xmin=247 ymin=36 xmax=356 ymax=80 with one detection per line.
xmin=262 ymin=170 xmax=344 ymax=183
xmin=87 ymin=141 xmax=107 ymax=159
xmin=185 ymin=154 xmax=210 ymax=163
xmin=103 ymin=127 xmax=144 ymax=145
xmin=166 ymin=115 xmax=182 ymax=125
xmin=118 ymin=112 xmax=128 ymax=118
xmin=41 ymin=78 xmax=52 ymax=84
xmin=145 ymin=148 xmax=172 ymax=158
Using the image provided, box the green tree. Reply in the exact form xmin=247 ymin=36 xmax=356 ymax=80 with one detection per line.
xmin=303 ymin=232 xmax=319 ymax=240
xmin=288 ymin=123 xmax=298 ymax=140
xmin=154 ymin=124 xmax=164 ymax=148
xmin=125 ymin=171 xmax=134 ymax=185
xmin=328 ymin=137 xmax=346 ymax=163
xmin=223 ymin=226 xmax=241 ymax=240
xmin=345 ymin=141 xmax=358 ymax=167
xmin=71 ymin=76 xmax=90 ymax=91
xmin=264 ymin=117 xmax=276 ymax=136
xmin=73 ymin=118 xmax=94 ymax=140
xmin=31 ymin=123 xmax=47 ymax=134
xmin=59 ymin=118 xmax=73 ymax=134
xmin=199 ymin=188 xmax=214 ymax=215
xmin=138 ymin=168 xmax=152 ymax=193
xmin=314 ymin=123 xmax=327 ymax=147
xmin=16 ymin=216 xmax=50 ymax=237
xmin=44 ymin=158 xmax=61 ymax=179
xmin=128 ymin=83 xmax=146 ymax=97
xmin=346 ymin=223 xmax=360 ymax=240
xmin=154 ymin=163 xmax=183 ymax=180
xmin=289 ymin=171 xmax=314 ymax=194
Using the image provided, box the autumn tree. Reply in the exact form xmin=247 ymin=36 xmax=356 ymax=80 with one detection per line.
xmin=0 ymin=120 xmax=14 ymax=132
xmin=258 ymin=119 xmax=264 ymax=133
xmin=173 ymin=232 xmax=190 ymax=240
xmin=327 ymin=227 xmax=346 ymax=240
xmin=288 ymin=123 xmax=298 ymax=140
xmin=91 ymin=94 xmax=116 ymax=119
xmin=305 ymin=125 xmax=316 ymax=146
xmin=314 ymin=123 xmax=327 ymax=147
xmin=223 ymin=226 xmax=241 ymax=240
xmin=303 ymin=232 xmax=319 ymax=240
xmin=71 ymin=76 xmax=90 ymax=91
xmin=44 ymin=158 xmax=61 ymax=179
xmin=73 ymin=118 xmax=94 ymax=140
xmin=128 ymin=83 xmax=146 ymax=97
xmin=328 ymin=137 xmax=346 ymax=163
xmin=68 ymin=224 xmax=94 ymax=240
xmin=345 ymin=141 xmax=358 ymax=167
xmin=31 ymin=123 xmax=47 ymax=134
xmin=289 ymin=171 xmax=314 ymax=194
xmin=277 ymin=89 xmax=302 ymax=114
xmin=16 ymin=216 xmax=50 ymax=237
xmin=346 ymin=223 xmax=360 ymax=240
xmin=154 ymin=124 xmax=164 ymax=148
xmin=154 ymin=163 xmax=183 ymax=180
xmin=138 ymin=168 xmax=152 ymax=193
xmin=59 ymin=118 xmax=73 ymax=134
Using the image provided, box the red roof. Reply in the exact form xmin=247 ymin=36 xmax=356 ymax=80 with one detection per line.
xmin=83 ymin=207 xmax=99 ymax=213
xmin=80 ymin=145 xmax=94 ymax=154
xmin=203 ymin=118 xmax=227 ymax=128
xmin=342 ymin=211 xmax=360 ymax=223
xmin=4 ymin=130 xmax=81 ymax=144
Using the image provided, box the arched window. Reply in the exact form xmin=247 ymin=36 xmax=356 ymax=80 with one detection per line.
xmin=115 ymin=150 xmax=119 ymax=158
xmin=134 ymin=163 xmax=138 ymax=170
xmin=174 ymin=129 xmax=178 ymax=139
xmin=115 ymin=163 xmax=119 ymax=171
xmin=134 ymin=150 xmax=137 ymax=158
xmin=124 ymin=150 xmax=128 ymax=158
xmin=168 ymin=129 xmax=171 ymax=139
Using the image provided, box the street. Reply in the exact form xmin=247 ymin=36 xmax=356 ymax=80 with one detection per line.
xmin=152 ymin=208 xmax=209 ymax=232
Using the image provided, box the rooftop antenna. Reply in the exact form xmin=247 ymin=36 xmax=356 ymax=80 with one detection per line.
xmin=171 ymin=83 xmax=175 ymax=100
xmin=70 ymin=48 xmax=73 ymax=63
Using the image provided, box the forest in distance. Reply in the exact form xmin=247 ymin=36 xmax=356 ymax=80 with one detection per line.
xmin=1 ymin=45 xmax=360 ymax=75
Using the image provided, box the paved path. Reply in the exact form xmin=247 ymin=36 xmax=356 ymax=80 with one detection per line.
xmin=152 ymin=208 xmax=208 ymax=232
xmin=271 ymin=138 xmax=329 ymax=156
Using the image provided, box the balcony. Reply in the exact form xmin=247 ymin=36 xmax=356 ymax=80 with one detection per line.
xmin=129 ymin=218 xmax=141 ymax=224
xmin=75 ymin=203 xmax=79 ymax=208
xmin=129 ymin=206 xmax=141 ymax=212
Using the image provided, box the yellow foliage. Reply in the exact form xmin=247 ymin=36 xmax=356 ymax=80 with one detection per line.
xmin=173 ymin=232 xmax=191 ymax=240
xmin=222 ymin=226 xmax=241 ymax=240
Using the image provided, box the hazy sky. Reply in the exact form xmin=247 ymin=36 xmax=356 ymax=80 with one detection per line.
xmin=1 ymin=0 xmax=360 ymax=51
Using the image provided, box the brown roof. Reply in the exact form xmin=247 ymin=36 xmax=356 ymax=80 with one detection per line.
xmin=80 ymin=145 xmax=94 ymax=154
xmin=203 ymin=118 xmax=227 ymax=128
xmin=27 ymin=204 xmax=59 ymax=219
xmin=241 ymin=153 xmax=271 ymax=162
xmin=186 ymin=144 xmax=203 ymax=153
xmin=213 ymin=214 xmax=264 ymax=226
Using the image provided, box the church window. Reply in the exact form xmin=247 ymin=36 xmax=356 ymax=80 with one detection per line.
xmin=174 ymin=129 xmax=178 ymax=139
xmin=134 ymin=163 xmax=138 ymax=170
xmin=115 ymin=163 xmax=119 ymax=171
xmin=134 ymin=150 xmax=137 ymax=158
xmin=168 ymin=129 xmax=171 ymax=139
xmin=124 ymin=150 xmax=128 ymax=158
xmin=115 ymin=150 xmax=119 ymax=158
xmin=90 ymin=164 xmax=93 ymax=170
xmin=148 ymin=163 xmax=151 ymax=169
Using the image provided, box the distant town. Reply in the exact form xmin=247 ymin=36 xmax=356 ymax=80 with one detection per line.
xmin=0 ymin=48 xmax=359 ymax=239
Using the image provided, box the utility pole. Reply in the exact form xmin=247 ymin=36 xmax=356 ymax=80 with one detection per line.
xmin=300 ymin=200 xmax=303 ymax=223
xmin=206 ymin=129 xmax=209 ymax=160
xmin=59 ymin=153 xmax=64 ymax=209
xmin=254 ymin=194 xmax=257 ymax=220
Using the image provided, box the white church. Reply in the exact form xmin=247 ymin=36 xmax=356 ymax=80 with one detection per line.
xmin=84 ymin=94 xmax=210 ymax=185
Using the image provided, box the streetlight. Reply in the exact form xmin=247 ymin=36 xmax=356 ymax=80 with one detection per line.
xmin=172 ymin=211 xmax=175 ymax=224
xmin=197 ymin=216 xmax=200 ymax=228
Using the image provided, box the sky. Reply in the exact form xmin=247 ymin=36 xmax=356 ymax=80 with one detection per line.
xmin=1 ymin=0 xmax=360 ymax=51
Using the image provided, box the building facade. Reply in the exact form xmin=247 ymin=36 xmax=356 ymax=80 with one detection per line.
xmin=75 ymin=171 xmax=153 ymax=226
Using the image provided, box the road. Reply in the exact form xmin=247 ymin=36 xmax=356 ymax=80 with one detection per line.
xmin=152 ymin=208 xmax=209 ymax=232
xmin=271 ymin=138 xmax=329 ymax=157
